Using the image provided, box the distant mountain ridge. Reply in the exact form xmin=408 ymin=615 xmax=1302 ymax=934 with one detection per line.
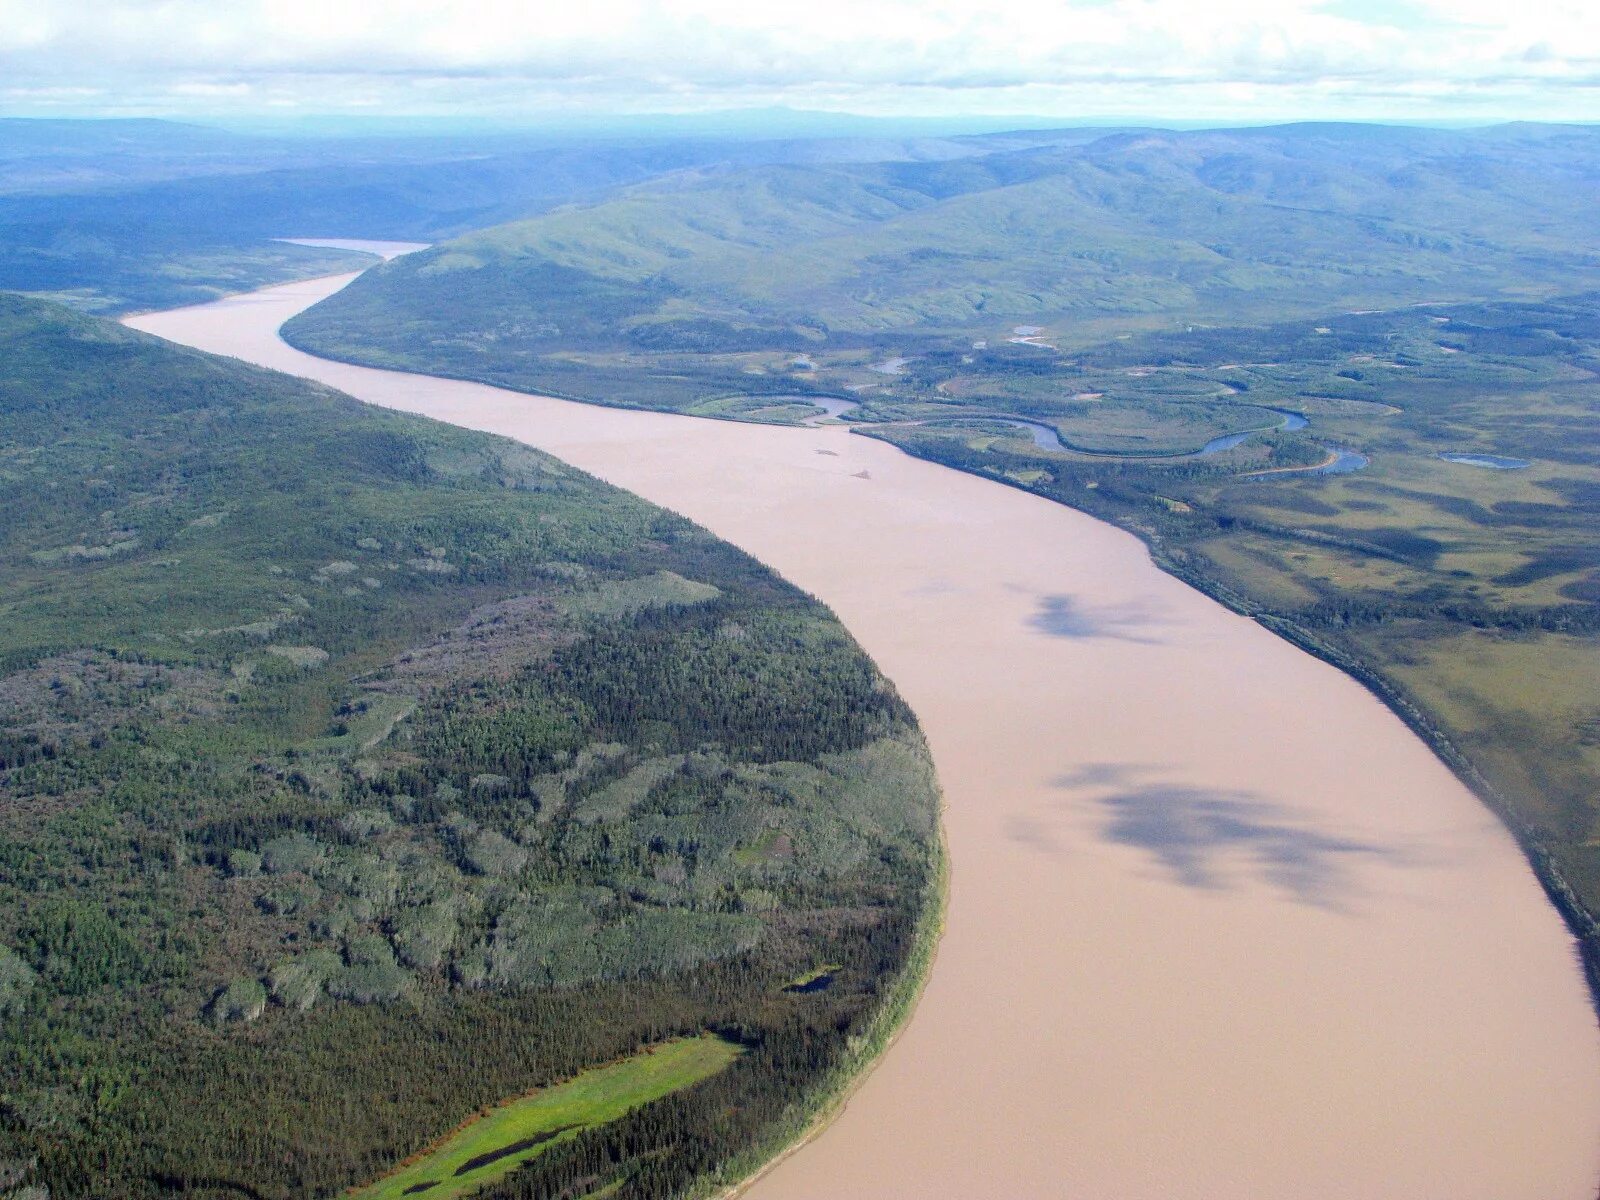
xmin=284 ymin=121 xmax=1600 ymax=412
xmin=0 ymin=116 xmax=1111 ymax=313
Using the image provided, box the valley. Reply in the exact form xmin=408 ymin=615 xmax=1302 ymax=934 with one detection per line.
xmin=127 ymin=263 xmax=1600 ymax=1199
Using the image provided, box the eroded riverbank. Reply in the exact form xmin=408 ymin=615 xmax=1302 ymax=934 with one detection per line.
xmin=130 ymin=269 xmax=1600 ymax=1200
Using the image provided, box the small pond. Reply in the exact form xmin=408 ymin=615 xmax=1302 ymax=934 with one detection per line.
xmin=1439 ymin=453 xmax=1530 ymax=470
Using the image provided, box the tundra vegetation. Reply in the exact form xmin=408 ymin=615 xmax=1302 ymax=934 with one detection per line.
xmin=285 ymin=122 xmax=1600 ymax=975
xmin=0 ymin=294 xmax=941 ymax=1199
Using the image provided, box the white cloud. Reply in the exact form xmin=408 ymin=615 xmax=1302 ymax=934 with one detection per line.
xmin=1 ymin=0 xmax=1597 ymax=118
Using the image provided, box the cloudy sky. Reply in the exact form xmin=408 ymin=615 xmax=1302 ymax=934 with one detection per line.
xmin=3 ymin=0 xmax=1598 ymax=123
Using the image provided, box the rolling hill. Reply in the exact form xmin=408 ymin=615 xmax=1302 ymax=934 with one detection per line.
xmin=285 ymin=122 xmax=1600 ymax=413
xmin=0 ymin=117 xmax=1090 ymax=316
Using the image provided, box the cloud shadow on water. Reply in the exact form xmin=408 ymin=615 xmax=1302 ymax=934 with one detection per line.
xmin=1048 ymin=764 xmax=1400 ymax=908
xmin=1028 ymin=594 xmax=1163 ymax=643
xmin=1005 ymin=814 xmax=1066 ymax=857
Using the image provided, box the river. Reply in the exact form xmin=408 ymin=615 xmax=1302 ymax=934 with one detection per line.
xmin=128 ymin=262 xmax=1600 ymax=1200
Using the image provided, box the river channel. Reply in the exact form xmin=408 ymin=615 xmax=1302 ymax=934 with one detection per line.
xmin=129 ymin=259 xmax=1600 ymax=1200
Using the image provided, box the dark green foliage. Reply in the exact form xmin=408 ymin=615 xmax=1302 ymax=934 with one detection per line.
xmin=0 ymin=294 xmax=939 ymax=1199
xmin=16 ymin=897 xmax=153 ymax=996
xmin=549 ymin=606 xmax=908 ymax=761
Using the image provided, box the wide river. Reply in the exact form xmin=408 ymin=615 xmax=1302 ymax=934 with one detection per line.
xmin=130 ymin=258 xmax=1600 ymax=1199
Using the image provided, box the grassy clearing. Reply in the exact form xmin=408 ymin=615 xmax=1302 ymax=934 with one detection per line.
xmin=1372 ymin=630 xmax=1600 ymax=832
xmin=352 ymin=1036 xmax=742 ymax=1200
xmin=562 ymin=571 xmax=723 ymax=618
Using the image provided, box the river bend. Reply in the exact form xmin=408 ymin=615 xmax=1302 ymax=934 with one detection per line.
xmin=129 ymin=265 xmax=1600 ymax=1200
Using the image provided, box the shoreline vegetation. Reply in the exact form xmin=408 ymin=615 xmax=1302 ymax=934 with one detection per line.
xmin=711 ymin=825 xmax=945 ymax=1200
xmin=857 ymin=419 xmax=1600 ymax=1007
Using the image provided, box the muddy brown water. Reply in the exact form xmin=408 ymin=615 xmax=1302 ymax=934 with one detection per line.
xmin=130 ymin=266 xmax=1600 ymax=1200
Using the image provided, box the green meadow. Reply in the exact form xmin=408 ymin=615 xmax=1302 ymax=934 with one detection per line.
xmin=354 ymin=1036 xmax=741 ymax=1200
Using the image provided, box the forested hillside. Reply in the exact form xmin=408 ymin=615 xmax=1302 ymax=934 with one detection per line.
xmin=285 ymin=122 xmax=1600 ymax=413
xmin=0 ymin=294 xmax=940 ymax=1199
xmin=0 ymin=116 xmax=1080 ymax=316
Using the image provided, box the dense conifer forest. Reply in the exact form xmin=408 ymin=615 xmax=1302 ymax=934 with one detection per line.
xmin=0 ymin=294 xmax=941 ymax=1199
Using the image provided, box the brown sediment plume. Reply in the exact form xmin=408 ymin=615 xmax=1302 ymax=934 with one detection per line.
xmin=130 ymin=269 xmax=1600 ymax=1200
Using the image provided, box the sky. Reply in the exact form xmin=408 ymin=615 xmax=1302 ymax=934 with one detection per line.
xmin=3 ymin=0 xmax=1599 ymax=124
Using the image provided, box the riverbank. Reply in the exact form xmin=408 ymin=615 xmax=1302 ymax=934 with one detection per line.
xmin=130 ymin=268 xmax=1600 ymax=1200
xmin=707 ymin=827 xmax=948 ymax=1200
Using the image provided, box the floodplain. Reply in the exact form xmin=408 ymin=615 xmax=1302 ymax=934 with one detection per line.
xmin=131 ymin=267 xmax=1600 ymax=1200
